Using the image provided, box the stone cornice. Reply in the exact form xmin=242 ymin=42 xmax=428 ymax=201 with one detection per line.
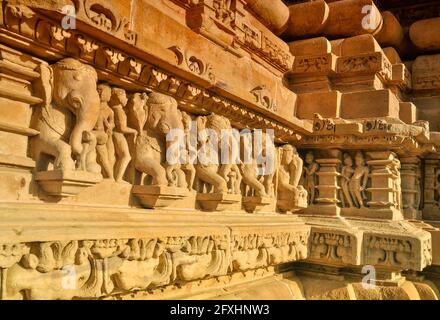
xmin=0 ymin=1 xmax=311 ymax=142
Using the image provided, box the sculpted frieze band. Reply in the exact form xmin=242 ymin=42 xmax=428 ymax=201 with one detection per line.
xmin=25 ymin=57 xmax=310 ymax=213
xmin=0 ymin=225 xmax=310 ymax=300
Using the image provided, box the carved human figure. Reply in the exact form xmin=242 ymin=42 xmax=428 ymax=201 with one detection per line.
xmin=210 ymin=115 xmax=241 ymax=194
xmin=92 ymin=84 xmax=116 ymax=180
xmin=134 ymin=92 xmax=187 ymax=188
xmin=259 ymin=132 xmax=276 ymax=197
xmin=390 ymin=156 xmax=402 ymax=210
xmin=181 ymin=111 xmax=196 ymax=191
xmin=340 ymin=153 xmax=355 ymax=208
xmin=213 ymin=0 xmax=233 ymax=25
xmin=303 ymin=152 xmax=319 ymax=204
xmin=195 ymin=115 xmax=230 ymax=194
xmin=240 ymin=133 xmax=267 ymax=197
xmin=32 ymin=58 xmax=101 ymax=173
xmin=278 ymin=145 xmax=308 ymax=204
xmin=110 ymin=88 xmax=137 ymax=183
xmin=349 ymin=152 xmax=369 ymax=208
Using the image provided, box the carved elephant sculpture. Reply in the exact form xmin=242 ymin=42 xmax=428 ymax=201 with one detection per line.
xmin=32 ymin=58 xmax=101 ymax=173
xmin=133 ymin=92 xmax=187 ymax=188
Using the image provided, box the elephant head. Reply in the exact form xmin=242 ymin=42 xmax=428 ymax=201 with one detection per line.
xmin=146 ymin=92 xmax=184 ymax=135
xmin=40 ymin=58 xmax=101 ymax=158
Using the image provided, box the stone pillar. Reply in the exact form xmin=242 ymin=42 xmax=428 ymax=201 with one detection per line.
xmin=366 ymin=151 xmax=403 ymax=220
xmin=400 ymin=157 xmax=422 ymax=220
xmin=423 ymin=159 xmax=440 ymax=220
xmin=0 ymin=45 xmax=42 ymax=201
xmin=314 ymin=149 xmax=341 ymax=216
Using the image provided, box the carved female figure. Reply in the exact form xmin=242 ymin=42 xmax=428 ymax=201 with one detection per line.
xmin=349 ymin=152 xmax=369 ymax=208
xmin=93 ymin=84 xmax=115 ymax=180
xmin=390 ymin=156 xmax=402 ymax=210
xmin=340 ymin=153 xmax=355 ymax=208
xmin=240 ymin=133 xmax=267 ymax=197
xmin=110 ymin=88 xmax=138 ymax=183
xmin=195 ymin=114 xmax=231 ymax=194
xmin=181 ymin=111 xmax=196 ymax=191
xmin=277 ymin=145 xmax=308 ymax=211
xmin=303 ymin=152 xmax=319 ymax=204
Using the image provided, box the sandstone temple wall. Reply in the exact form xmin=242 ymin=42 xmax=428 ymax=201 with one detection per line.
xmin=0 ymin=0 xmax=439 ymax=300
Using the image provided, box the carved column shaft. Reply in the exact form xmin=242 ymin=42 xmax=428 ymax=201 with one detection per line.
xmin=314 ymin=149 xmax=341 ymax=216
xmin=400 ymin=157 xmax=422 ymax=220
xmin=366 ymin=151 xmax=403 ymax=220
xmin=423 ymin=159 xmax=440 ymax=220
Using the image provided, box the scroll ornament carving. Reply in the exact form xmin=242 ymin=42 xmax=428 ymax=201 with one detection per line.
xmin=80 ymin=0 xmax=138 ymax=45
xmin=250 ymin=85 xmax=278 ymax=112
xmin=168 ymin=46 xmax=216 ymax=83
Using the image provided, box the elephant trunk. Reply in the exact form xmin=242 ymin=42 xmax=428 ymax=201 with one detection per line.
xmin=69 ymin=92 xmax=100 ymax=157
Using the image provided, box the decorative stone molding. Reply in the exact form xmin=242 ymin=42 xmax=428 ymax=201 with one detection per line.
xmin=0 ymin=4 xmax=306 ymax=142
xmin=173 ymin=0 xmax=293 ymax=73
xmin=363 ymin=233 xmax=431 ymax=271
xmin=308 ymin=228 xmax=361 ymax=266
xmin=0 ymin=223 xmax=310 ymax=300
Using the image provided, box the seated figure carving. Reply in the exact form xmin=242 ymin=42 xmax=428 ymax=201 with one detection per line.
xmin=277 ymin=144 xmax=308 ymax=213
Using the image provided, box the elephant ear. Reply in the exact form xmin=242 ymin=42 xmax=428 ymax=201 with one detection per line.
xmin=34 ymin=62 xmax=53 ymax=109
xmin=128 ymin=93 xmax=148 ymax=133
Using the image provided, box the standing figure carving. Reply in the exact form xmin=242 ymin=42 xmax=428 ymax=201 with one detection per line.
xmin=181 ymin=111 xmax=196 ymax=191
xmin=93 ymin=84 xmax=115 ymax=180
xmin=196 ymin=114 xmax=231 ymax=194
xmin=110 ymin=88 xmax=138 ymax=183
xmin=303 ymin=152 xmax=319 ymax=204
xmin=349 ymin=152 xmax=369 ymax=208
xmin=340 ymin=153 xmax=355 ymax=208
xmin=240 ymin=133 xmax=267 ymax=197
xmin=390 ymin=155 xmax=402 ymax=210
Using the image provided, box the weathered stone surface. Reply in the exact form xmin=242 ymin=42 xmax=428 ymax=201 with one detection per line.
xmin=284 ymin=0 xmax=329 ymax=39
xmin=340 ymin=90 xmax=400 ymax=119
xmin=0 ymin=0 xmax=439 ymax=301
xmin=375 ymin=11 xmax=404 ymax=48
xmin=410 ymin=18 xmax=440 ymax=52
xmin=324 ymin=0 xmax=383 ymax=38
